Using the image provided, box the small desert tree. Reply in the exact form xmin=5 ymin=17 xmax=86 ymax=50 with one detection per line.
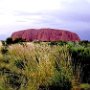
xmin=6 ymin=37 xmax=13 ymax=45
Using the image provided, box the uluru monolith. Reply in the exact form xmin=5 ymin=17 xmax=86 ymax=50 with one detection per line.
xmin=11 ymin=28 xmax=80 ymax=42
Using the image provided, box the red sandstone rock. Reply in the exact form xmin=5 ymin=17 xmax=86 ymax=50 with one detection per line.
xmin=11 ymin=28 xmax=80 ymax=42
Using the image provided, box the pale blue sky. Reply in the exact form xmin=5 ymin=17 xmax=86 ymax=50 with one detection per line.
xmin=0 ymin=0 xmax=90 ymax=40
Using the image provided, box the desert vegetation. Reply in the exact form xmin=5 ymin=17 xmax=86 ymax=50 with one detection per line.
xmin=0 ymin=40 xmax=90 ymax=90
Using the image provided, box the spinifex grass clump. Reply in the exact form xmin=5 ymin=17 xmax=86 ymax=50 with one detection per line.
xmin=0 ymin=43 xmax=73 ymax=90
xmin=48 ymin=45 xmax=73 ymax=90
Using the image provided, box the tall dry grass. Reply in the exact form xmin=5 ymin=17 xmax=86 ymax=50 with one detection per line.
xmin=0 ymin=43 xmax=73 ymax=90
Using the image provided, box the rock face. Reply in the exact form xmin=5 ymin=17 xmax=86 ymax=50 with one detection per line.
xmin=11 ymin=28 xmax=80 ymax=42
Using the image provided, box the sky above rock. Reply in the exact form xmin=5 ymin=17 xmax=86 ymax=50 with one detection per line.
xmin=0 ymin=0 xmax=90 ymax=40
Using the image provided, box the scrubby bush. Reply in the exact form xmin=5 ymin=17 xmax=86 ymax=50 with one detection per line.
xmin=13 ymin=38 xmax=25 ymax=43
xmin=1 ymin=46 xmax=8 ymax=54
xmin=48 ymin=41 xmax=67 ymax=46
xmin=69 ymin=45 xmax=90 ymax=83
xmin=5 ymin=37 xmax=26 ymax=45
xmin=6 ymin=37 xmax=13 ymax=45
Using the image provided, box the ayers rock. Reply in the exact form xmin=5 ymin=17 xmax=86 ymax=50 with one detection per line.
xmin=11 ymin=28 xmax=80 ymax=42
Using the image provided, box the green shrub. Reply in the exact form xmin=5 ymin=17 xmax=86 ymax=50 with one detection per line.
xmin=6 ymin=38 xmax=13 ymax=45
xmin=1 ymin=47 xmax=8 ymax=54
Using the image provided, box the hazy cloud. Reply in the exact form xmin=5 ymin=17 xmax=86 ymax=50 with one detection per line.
xmin=0 ymin=0 xmax=90 ymax=40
